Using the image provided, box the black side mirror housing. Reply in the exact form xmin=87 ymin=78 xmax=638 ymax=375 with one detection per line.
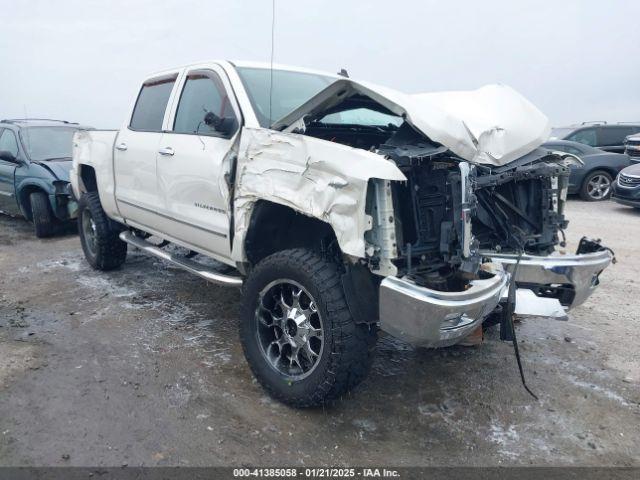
xmin=0 ymin=150 xmax=18 ymax=163
xmin=204 ymin=112 xmax=237 ymax=137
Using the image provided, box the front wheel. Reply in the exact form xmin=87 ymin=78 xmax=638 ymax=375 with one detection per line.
xmin=30 ymin=191 xmax=55 ymax=238
xmin=240 ymin=249 xmax=377 ymax=408
xmin=580 ymin=170 xmax=613 ymax=201
xmin=78 ymin=192 xmax=127 ymax=270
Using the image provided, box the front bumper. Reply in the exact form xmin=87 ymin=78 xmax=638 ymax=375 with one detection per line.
xmin=379 ymin=268 xmax=508 ymax=348
xmin=485 ymin=249 xmax=612 ymax=310
xmin=612 ymin=176 xmax=640 ymax=207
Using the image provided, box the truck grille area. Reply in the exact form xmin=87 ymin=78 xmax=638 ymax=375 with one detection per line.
xmin=472 ymin=162 xmax=569 ymax=254
xmin=391 ymin=161 xmax=464 ymax=276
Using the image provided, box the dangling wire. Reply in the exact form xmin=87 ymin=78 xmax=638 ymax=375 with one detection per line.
xmin=506 ymin=250 xmax=539 ymax=401
xmin=268 ymin=0 xmax=276 ymax=128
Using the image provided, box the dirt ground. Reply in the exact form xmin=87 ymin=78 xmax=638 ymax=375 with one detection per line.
xmin=0 ymin=199 xmax=638 ymax=467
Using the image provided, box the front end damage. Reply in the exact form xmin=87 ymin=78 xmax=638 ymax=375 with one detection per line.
xmin=370 ymin=138 xmax=612 ymax=346
xmin=239 ymin=76 xmax=613 ymax=347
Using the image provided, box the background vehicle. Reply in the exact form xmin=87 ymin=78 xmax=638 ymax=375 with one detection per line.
xmin=0 ymin=119 xmax=90 ymax=237
xmin=550 ymin=122 xmax=640 ymax=154
xmin=624 ymin=132 xmax=640 ymax=164
xmin=612 ymin=163 xmax=640 ymax=208
xmin=543 ymin=140 xmax=631 ymax=201
xmin=71 ymin=61 xmax=612 ymax=407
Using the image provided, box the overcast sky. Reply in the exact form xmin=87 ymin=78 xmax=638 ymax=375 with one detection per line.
xmin=2 ymin=0 xmax=639 ymax=129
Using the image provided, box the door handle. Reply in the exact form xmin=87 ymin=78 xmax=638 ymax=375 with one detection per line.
xmin=158 ymin=147 xmax=175 ymax=156
xmin=115 ymin=143 xmax=128 ymax=151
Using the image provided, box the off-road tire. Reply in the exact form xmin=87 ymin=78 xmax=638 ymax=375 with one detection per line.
xmin=240 ymin=248 xmax=377 ymax=408
xmin=78 ymin=192 xmax=127 ymax=270
xmin=30 ymin=191 xmax=55 ymax=238
xmin=580 ymin=170 xmax=613 ymax=201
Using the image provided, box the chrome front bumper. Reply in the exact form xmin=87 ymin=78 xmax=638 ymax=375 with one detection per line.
xmin=379 ymin=269 xmax=508 ymax=348
xmin=485 ymin=250 xmax=612 ymax=310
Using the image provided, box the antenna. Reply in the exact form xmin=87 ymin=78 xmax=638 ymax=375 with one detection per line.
xmin=268 ymin=0 xmax=276 ymax=128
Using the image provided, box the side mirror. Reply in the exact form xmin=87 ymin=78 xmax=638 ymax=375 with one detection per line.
xmin=204 ymin=112 xmax=236 ymax=137
xmin=0 ymin=150 xmax=18 ymax=163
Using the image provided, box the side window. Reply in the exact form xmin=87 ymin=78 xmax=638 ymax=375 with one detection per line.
xmin=0 ymin=129 xmax=19 ymax=157
xmin=129 ymin=76 xmax=177 ymax=131
xmin=598 ymin=127 xmax=630 ymax=147
xmin=173 ymin=73 xmax=238 ymax=137
xmin=567 ymin=128 xmax=597 ymax=147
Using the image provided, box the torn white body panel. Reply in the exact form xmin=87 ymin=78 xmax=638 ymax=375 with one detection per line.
xmin=274 ymin=79 xmax=550 ymax=167
xmin=232 ymin=127 xmax=406 ymax=262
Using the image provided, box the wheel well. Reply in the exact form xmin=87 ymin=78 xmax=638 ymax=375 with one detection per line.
xmin=244 ymin=201 xmax=338 ymax=265
xmin=584 ymin=167 xmax=617 ymax=180
xmin=79 ymin=165 xmax=98 ymax=193
xmin=18 ymin=185 xmax=47 ymax=221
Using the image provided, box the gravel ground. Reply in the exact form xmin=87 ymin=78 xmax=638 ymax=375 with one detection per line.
xmin=0 ymin=199 xmax=639 ymax=467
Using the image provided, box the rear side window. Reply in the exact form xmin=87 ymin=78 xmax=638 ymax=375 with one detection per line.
xmin=173 ymin=73 xmax=237 ymax=136
xmin=129 ymin=76 xmax=177 ymax=131
xmin=0 ymin=129 xmax=19 ymax=157
xmin=567 ymin=128 xmax=597 ymax=147
xmin=598 ymin=126 xmax=636 ymax=147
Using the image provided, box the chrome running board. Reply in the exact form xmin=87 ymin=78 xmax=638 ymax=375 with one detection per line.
xmin=119 ymin=231 xmax=243 ymax=287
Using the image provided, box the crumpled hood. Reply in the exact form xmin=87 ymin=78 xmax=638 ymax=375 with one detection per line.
xmin=35 ymin=160 xmax=72 ymax=182
xmin=273 ymin=79 xmax=551 ymax=167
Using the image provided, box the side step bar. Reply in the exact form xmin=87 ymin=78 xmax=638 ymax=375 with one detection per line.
xmin=119 ymin=231 xmax=243 ymax=287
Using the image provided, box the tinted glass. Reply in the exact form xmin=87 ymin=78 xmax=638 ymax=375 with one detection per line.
xmin=320 ymin=108 xmax=402 ymax=127
xmin=598 ymin=126 xmax=636 ymax=147
xmin=0 ymin=129 xmax=19 ymax=157
xmin=550 ymin=128 xmax=575 ymax=140
xmin=236 ymin=67 xmax=334 ymax=127
xmin=567 ymin=128 xmax=597 ymax=147
xmin=173 ymin=74 xmax=236 ymax=136
xmin=20 ymin=127 xmax=78 ymax=161
xmin=130 ymin=77 xmax=176 ymax=131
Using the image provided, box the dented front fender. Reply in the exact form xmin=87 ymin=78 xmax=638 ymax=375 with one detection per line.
xmin=232 ymin=127 xmax=405 ymax=262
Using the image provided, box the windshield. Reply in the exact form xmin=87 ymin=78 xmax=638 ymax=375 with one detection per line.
xmin=20 ymin=127 xmax=79 ymax=161
xmin=319 ymin=107 xmax=403 ymax=127
xmin=236 ymin=67 xmax=335 ymax=128
xmin=549 ymin=128 xmax=575 ymax=140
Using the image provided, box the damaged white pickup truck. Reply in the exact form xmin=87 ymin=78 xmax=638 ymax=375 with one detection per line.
xmin=71 ymin=61 xmax=613 ymax=407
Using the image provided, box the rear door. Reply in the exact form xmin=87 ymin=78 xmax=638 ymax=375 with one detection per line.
xmin=155 ymin=65 xmax=241 ymax=260
xmin=114 ymin=72 xmax=180 ymax=232
xmin=0 ymin=128 xmax=21 ymax=215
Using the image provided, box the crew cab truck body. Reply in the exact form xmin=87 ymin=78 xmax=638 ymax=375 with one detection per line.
xmin=71 ymin=61 xmax=612 ymax=407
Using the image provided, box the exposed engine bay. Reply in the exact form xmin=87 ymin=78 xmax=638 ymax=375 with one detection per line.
xmin=293 ymin=95 xmax=572 ymax=290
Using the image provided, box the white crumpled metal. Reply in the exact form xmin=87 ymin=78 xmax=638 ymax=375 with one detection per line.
xmin=276 ymin=79 xmax=551 ymax=167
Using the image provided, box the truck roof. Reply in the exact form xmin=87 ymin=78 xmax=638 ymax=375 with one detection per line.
xmin=143 ymin=60 xmax=341 ymax=81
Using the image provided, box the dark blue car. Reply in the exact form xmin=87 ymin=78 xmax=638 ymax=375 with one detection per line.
xmin=0 ymin=119 xmax=91 ymax=237
xmin=543 ymin=140 xmax=631 ymax=201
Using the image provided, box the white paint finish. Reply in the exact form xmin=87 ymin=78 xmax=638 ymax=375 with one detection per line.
xmin=232 ymin=127 xmax=406 ymax=262
xmin=275 ymin=78 xmax=550 ymax=166
xmin=71 ymin=129 xmax=122 ymax=221
xmin=113 ymin=129 xmax=165 ymax=231
xmin=155 ymin=132 xmax=232 ymax=256
xmin=153 ymin=63 xmax=244 ymax=261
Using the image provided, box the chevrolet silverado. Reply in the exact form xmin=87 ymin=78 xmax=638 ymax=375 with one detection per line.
xmin=71 ymin=61 xmax=613 ymax=407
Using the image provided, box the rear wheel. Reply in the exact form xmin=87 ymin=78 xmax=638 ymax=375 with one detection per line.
xmin=240 ymin=248 xmax=377 ymax=407
xmin=78 ymin=192 xmax=127 ymax=270
xmin=580 ymin=170 xmax=612 ymax=201
xmin=30 ymin=191 xmax=55 ymax=238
